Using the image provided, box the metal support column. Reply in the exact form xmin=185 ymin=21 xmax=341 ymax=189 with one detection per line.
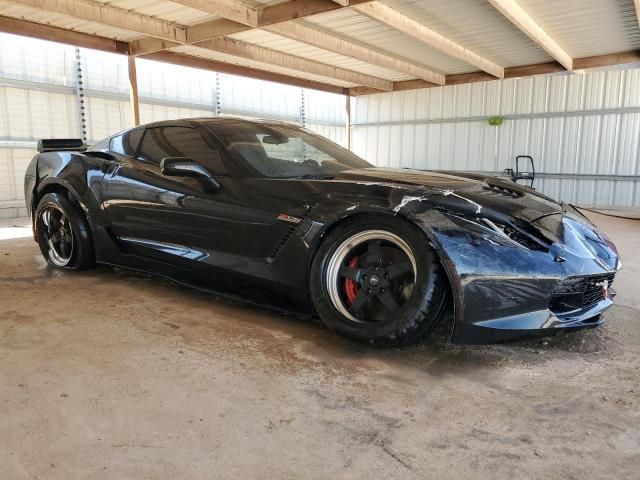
xmin=299 ymin=88 xmax=306 ymax=128
xmin=74 ymin=48 xmax=87 ymax=143
xmin=215 ymin=72 xmax=222 ymax=116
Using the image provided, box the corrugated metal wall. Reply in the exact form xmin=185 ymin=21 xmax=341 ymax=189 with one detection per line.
xmin=0 ymin=35 xmax=79 ymax=218
xmin=353 ymin=67 xmax=640 ymax=207
xmin=0 ymin=33 xmax=347 ymax=219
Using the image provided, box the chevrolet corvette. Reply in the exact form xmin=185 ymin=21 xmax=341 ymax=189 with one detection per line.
xmin=24 ymin=118 xmax=621 ymax=345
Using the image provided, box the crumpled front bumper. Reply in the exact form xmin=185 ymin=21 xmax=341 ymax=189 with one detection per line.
xmin=410 ymin=209 xmax=621 ymax=344
xmin=452 ymin=297 xmax=611 ymax=344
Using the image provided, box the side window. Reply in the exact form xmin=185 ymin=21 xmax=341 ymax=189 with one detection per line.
xmin=138 ymin=127 xmax=227 ymax=175
xmin=109 ymin=128 xmax=144 ymax=157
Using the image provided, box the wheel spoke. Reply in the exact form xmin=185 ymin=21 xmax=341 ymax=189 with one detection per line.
xmin=47 ymin=238 xmax=58 ymax=255
xmin=368 ymin=239 xmax=381 ymax=256
xmin=349 ymin=288 xmax=369 ymax=314
xmin=338 ymin=265 xmax=363 ymax=283
xmin=50 ymin=210 xmax=62 ymax=229
xmin=387 ymin=261 xmax=413 ymax=280
xmin=362 ymin=240 xmax=382 ymax=266
xmin=377 ymin=290 xmax=399 ymax=311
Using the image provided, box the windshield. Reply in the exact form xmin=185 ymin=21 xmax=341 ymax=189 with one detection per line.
xmin=206 ymin=122 xmax=373 ymax=178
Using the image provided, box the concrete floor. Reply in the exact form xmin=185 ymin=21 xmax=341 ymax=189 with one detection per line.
xmin=0 ymin=212 xmax=638 ymax=479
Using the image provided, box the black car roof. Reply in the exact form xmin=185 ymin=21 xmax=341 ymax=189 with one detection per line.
xmin=89 ymin=116 xmax=307 ymax=151
xmin=139 ymin=116 xmax=299 ymax=129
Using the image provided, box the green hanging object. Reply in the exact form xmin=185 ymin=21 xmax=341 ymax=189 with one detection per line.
xmin=488 ymin=116 xmax=504 ymax=126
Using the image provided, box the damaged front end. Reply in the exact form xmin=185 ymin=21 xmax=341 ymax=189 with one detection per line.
xmin=396 ymin=180 xmax=621 ymax=344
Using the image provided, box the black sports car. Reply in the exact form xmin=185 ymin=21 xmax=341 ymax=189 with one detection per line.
xmin=24 ymin=118 xmax=621 ymax=345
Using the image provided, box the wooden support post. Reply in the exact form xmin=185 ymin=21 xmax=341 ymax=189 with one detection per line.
xmin=345 ymin=93 xmax=351 ymax=151
xmin=127 ymin=52 xmax=140 ymax=127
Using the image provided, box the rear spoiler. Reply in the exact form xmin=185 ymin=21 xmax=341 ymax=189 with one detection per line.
xmin=37 ymin=138 xmax=87 ymax=153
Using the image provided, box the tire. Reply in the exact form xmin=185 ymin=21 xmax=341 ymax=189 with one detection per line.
xmin=310 ymin=214 xmax=447 ymax=346
xmin=34 ymin=192 xmax=95 ymax=270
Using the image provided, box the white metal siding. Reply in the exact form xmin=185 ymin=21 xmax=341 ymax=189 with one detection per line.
xmin=304 ymin=89 xmax=348 ymax=147
xmin=219 ymin=74 xmax=302 ymax=121
xmin=353 ymin=67 xmax=640 ymax=206
xmin=0 ymin=35 xmax=80 ymax=218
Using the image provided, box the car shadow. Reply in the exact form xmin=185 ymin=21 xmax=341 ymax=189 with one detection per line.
xmin=78 ymin=263 xmax=618 ymax=377
xmin=1 ymin=230 xmax=617 ymax=378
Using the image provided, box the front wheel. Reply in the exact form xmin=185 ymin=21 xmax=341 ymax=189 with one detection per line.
xmin=35 ymin=192 xmax=95 ymax=270
xmin=310 ymin=215 xmax=448 ymax=346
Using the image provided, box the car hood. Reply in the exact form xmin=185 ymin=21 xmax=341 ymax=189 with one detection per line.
xmin=334 ymin=167 xmax=484 ymax=189
xmin=333 ymin=167 xmax=563 ymax=223
xmin=329 ymin=168 xmax=619 ymax=270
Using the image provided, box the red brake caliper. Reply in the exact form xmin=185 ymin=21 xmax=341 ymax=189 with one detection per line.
xmin=344 ymin=256 xmax=359 ymax=305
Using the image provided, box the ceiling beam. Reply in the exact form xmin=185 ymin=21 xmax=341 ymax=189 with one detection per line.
xmin=348 ymin=49 xmax=640 ymax=95
xmin=132 ymin=1 xmax=375 ymax=55
xmin=352 ymin=1 xmax=504 ymax=78
xmin=0 ymin=15 xmax=128 ymax=53
xmin=169 ymin=0 xmax=259 ymax=27
xmin=487 ymin=0 xmax=573 ymax=70
xmin=130 ymin=18 xmax=252 ymax=54
xmin=143 ymin=50 xmax=347 ymax=95
xmin=187 ymin=18 xmax=254 ymax=44
xmin=265 ymin=22 xmax=445 ymax=85
xmin=256 ymin=0 xmax=371 ymax=26
xmin=6 ymin=0 xmax=187 ymax=42
xmin=171 ymin=0 xmax=370 ymax=27
xmin=573 ymin=50 xmax=640 ymax=70
xmin=193 ymin=37 xmax=393 ymax=90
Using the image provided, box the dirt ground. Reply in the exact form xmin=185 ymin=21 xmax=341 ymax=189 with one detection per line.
xmin=0 ymin=212 xmax=638 ymax=479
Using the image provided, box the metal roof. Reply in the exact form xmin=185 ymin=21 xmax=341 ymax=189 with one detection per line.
xmin=380 ymin=0 xmax=552 ymax=67
xmin=516 ymin=0 xmax=640 ymax=58
xmin=0 ymin=0 xmax=639 ymax=93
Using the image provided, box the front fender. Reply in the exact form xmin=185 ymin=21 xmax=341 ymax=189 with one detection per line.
xmin=406 ymin=209 xmax=618 ymax=344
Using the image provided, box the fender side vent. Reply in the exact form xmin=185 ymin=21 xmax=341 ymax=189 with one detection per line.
xmin=482 ymin=184 xmax=522 ymax=198
xmin=267 ymin=225 xmax=297 ymax=262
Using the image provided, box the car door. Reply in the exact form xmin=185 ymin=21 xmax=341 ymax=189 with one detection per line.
xmin=101 ymin=125 xmax=248 ymax=276
xmin=235 ymin=130 xmax=334 ymax=260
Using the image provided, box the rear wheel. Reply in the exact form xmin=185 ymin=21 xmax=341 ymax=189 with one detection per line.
xmin=310 ymin=215 xmax=447 ymax=346
xmin=35 ymin=192 xmax=95 ymax=270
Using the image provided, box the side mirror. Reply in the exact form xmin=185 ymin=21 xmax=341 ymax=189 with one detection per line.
xmin=160 ymin=157 xmax=221 ymax=190
xmin=505 ymin=155 xmax=536 ymax=189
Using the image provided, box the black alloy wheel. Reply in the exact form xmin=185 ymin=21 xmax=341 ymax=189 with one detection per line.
xmin=310 ymin=215 xmax=447 ymax=346
xmin=35 ymin=192 xmax=95 ymax=270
